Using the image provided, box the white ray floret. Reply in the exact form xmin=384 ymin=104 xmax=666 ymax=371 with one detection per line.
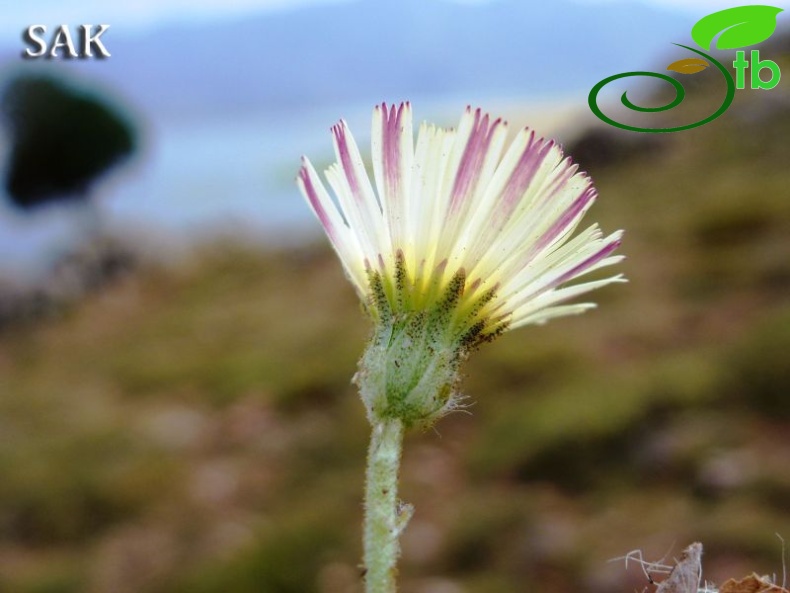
xmin=297 ymin=102 xmax=625 ymax=339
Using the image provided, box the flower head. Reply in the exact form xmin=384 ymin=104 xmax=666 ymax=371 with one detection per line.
xmin=298 ymin=103 xmax=624 ymax=427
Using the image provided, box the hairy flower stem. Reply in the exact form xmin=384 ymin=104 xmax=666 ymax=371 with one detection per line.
xmin=364 ymin=419 xmax=412 ymax=593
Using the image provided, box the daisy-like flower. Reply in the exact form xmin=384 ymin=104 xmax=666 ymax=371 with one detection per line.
xmin=298 ymin=102 xmax=624 ymax=429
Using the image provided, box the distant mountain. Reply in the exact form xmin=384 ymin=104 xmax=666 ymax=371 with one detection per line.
xmin=0 ymin=0 xmax=690 ymax=117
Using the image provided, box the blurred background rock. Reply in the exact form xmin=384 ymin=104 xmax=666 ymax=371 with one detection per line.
xmin=0 ymin=72 xmax=138 ymax=328
xmin=0 ymin=2 xmax=788 ymax=593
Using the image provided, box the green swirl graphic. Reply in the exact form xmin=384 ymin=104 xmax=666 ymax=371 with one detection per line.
xmin=588 ymin=44 xmax=736 ymax=133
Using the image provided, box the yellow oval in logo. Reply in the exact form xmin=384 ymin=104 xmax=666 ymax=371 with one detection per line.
xmin=666 ymin=57 xmax=710 ymax=74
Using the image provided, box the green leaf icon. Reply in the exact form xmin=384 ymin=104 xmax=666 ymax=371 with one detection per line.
xmin=691 ymin=5 xmax=784 ymax=50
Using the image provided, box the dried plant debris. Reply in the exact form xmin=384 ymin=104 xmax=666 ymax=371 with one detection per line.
xmin=719 ymin=574 xmax=789 ymax=593
xmin=613 ymin=542 xmax=789 ymax=593
xmin=614 ymin=542 xmax=708 ymax=593
xmin=656 ymin=543 xmax=706 ymax=593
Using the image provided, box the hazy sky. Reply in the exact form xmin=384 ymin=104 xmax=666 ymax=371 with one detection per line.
xmin=0 ymin=0 xmax=348 ymax=38
xmin=1 ymin=0 xmax=787 ymax=38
